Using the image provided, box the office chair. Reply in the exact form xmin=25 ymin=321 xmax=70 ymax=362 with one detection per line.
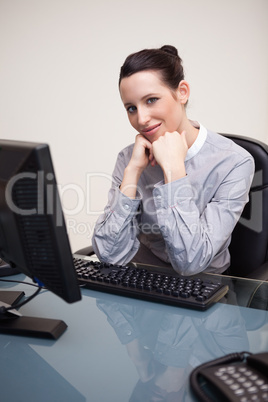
xmin=221 ymin=134 xmax=268 ymax=280
xmin=76 ymin=134 xmax=268 ymax=281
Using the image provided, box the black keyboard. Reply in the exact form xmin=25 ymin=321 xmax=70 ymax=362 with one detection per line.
xmin=74 ymin=257 xmax=229 ymax=311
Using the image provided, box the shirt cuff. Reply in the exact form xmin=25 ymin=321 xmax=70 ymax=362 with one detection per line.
xmin=111 ymin=186 xmax=141 ymax=218
xmin=153 ymin=176 xmax=194 ymax=209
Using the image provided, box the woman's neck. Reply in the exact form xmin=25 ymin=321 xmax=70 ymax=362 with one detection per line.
xmin=180 ymin=118 xmax=199 ymax=149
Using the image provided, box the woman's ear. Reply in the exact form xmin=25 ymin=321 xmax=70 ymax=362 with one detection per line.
xmin=177 ymin=80 xmax=190 ymax=105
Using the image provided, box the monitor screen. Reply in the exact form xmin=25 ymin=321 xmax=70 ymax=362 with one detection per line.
xmin=0 ymin=139 xmax=81 ymax=304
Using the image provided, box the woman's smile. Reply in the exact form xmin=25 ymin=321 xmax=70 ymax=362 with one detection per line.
xmin=141 ymin=123 xmax=162 ymax=136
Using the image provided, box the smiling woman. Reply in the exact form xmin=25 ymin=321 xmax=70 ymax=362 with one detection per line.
xmin=91 ymin=45 xmax=255 ymax=277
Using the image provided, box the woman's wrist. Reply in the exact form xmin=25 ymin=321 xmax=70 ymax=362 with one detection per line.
xmin=162 ymin=163 xmax=186 ymax=183
xmin=126 ymin=162 xmax=145 ymax=176
xmin=120 ymin=164 xmax=143 ymax=199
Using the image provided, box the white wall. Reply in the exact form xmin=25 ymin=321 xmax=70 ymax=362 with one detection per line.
xmin=0 ymin=0 xmax=267 ymax=252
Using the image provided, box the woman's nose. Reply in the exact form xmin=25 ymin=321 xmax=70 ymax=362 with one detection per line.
xmin=137 ymin=108 xmax=150 ymax=126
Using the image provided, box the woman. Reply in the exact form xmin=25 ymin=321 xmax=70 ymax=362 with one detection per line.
xmin=92 ymin=45 xmax=254 ymax=276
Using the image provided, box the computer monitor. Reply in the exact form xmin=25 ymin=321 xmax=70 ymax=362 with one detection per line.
xmin=0 ymin=139 xmax=81 ymax=338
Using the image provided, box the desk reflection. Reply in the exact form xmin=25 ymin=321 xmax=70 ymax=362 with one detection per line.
xmin=0 ymin=336 xmax=86 ymax=402
xmin=96 ymin=294 xmax=265 ymax=402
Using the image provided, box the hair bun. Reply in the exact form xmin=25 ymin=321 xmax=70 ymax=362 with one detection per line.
xmin=160 ymin=45 xmax=178 ymax=57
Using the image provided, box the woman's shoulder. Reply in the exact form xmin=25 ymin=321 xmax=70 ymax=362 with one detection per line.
xmin=205 ymin=130 xmax=254 ymax=161
xmin=118 ymin=142 xmax=135 ymax=156
xmin=114 ymin=143 xmax=135 ymax=168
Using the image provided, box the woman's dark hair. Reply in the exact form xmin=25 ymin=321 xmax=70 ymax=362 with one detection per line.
xmin=119 ymin=45 xmax=185 ymax=90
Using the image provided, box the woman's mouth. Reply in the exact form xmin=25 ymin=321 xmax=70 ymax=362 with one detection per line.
xmin=141 ymin=123 xmax=162 ymax=136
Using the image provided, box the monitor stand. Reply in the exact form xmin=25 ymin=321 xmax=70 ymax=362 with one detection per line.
xmin=0 ymin=291 xmax=67 ymax=340
xmin=0 ymin=259 xmax=20 ymax=277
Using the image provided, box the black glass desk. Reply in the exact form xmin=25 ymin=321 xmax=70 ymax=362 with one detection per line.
xmin=0 ymin=266 xmax=268 ymax=402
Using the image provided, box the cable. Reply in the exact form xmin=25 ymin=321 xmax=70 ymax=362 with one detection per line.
xmin=0 ymin=277 xmax=40 ymax=288
xmin=0 ymin=285 xmax=43 ymax=316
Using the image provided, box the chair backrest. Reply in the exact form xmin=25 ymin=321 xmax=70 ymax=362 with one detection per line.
xmin=221 ymin=134 xmax=268 ymax=277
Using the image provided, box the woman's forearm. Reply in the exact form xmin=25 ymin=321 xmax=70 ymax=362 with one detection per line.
xmin=120 ymin=164 xmax=143 ymax=199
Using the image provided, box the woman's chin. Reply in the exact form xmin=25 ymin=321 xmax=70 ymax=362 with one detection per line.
xmin=144 ymin=132 xmax=162 ymax=143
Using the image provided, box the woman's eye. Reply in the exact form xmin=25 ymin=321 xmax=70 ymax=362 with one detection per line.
xmin=127 ymin=105 xmax=137 ymax=114
xmin=147 ymin=97 xmax=158 ymax=104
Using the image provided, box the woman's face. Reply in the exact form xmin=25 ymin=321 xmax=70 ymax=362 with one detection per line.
xmin=119 ymin=70 xmax=188 ymax=143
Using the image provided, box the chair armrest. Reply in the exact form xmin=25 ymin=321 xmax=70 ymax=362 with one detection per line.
xmin=74 ymin=245 xmax=95 ymax=256
xmin=244 ymin=261 xmax=268 ymax=281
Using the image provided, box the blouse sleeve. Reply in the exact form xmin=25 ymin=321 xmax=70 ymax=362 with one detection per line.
xmin=152 ymin=155 xmax=254 ymax=275
xmin=92 ymin=151 xmax=142 ymax=265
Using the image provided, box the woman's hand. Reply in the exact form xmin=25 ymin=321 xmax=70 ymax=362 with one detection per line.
xmin=152 ymin=131 xmax=188 ymax=183
xmin=120 ymin=134 xmax=154 ymax=199
xmin=128 ymin=134 xmax=154 ymax=172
